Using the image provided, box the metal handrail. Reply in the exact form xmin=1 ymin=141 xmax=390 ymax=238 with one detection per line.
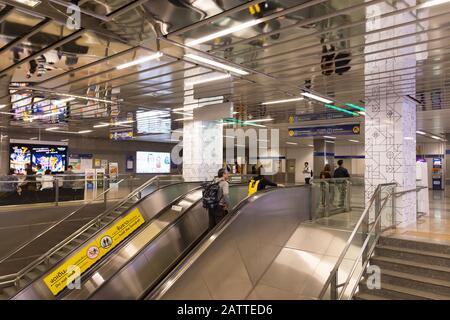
xmin=337 ymin=193 xmax=392 ymax=299
xmin=318 ymin=183 xmax=424 ymax=299
xmin=318 ymin=182 xmax=397 ymax=299
xmin=0 ymin=175 xmax=182 ymax=285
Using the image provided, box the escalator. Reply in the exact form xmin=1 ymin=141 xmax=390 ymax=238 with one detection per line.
xmin=0 ymin=179 xmax=198 ymax=299
xmin=10 ymin=183 xmax=248 ymax=299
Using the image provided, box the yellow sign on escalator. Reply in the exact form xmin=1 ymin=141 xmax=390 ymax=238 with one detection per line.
xmin=43 ymin=207 xmax=145 ymax=296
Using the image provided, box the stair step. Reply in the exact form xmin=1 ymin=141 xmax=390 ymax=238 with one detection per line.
xmin=376 ymin=245 xmax=450 ymax=267
xmin=35 ymin=264 xmax=47 ymax=273
xmin=371 ymin=255 xmax=450 ymax=281
xmin=360 ymin=281 xmax=449 ymax=300
xmin=23 ymin=270 xmax=40 ymax=282
xmin=353 ymin=292 xmax=390 ymax=300
xmin=378 ymin=269 xmax=450 ymax=296
xmin=379 ymin=236 xmax=450 ymax=255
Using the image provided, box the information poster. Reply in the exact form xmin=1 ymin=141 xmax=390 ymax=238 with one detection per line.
xmin=94 ymin=159 xmax=101 ymax=167
xmin=43 ymin=208 xmax=145 ymax=296
xmin=69 ymin=154 xmax=93 ymax=173
xmin=109 ymin=162 xmax=119 ymax=184
xmin=96 ymin=169 xmax=105 ymax=189
xmin=101 ymin=159 xmax=108 ymax=169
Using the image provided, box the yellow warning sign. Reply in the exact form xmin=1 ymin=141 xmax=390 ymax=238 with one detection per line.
xmin=43 ymin=207 xmax=145 ymax=296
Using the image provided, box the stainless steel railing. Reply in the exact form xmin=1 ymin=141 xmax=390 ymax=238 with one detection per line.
xmin=318 ymin=184 xmax=427 ymax=300
xmin=0 ymin=175 xmax=183 ymax=288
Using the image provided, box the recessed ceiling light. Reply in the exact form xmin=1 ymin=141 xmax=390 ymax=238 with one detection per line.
xmin=186 ymin=19 xmax=263 ymax=46
xmin=116 ymin=52 xmax=163 ymax=70
xmin=184 ymin=54 xmax=249 ymax=76
xmin=301 ymin=92 xmax=333 ymax=104
xmin=262 ymin=97 xmax=303 ymax=105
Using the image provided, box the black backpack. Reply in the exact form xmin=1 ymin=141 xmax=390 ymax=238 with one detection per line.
xmin=201 ymin=181 xmax=222 ymax=209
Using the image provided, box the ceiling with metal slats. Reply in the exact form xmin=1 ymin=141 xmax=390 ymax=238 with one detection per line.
xmin=0 ymin=0 xmax=448 ymax=144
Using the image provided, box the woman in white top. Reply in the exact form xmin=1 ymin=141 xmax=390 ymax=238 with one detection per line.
xmin=41 ymin=169 xmax=54 ymax=190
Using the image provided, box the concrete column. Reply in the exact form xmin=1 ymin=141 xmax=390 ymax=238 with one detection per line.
xmin=313 ymin=138 xmax=335 ymax=178
xmin=364 ymin=0 xmax=417 ymax=226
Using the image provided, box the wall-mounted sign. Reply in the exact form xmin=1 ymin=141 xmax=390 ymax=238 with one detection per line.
xmin=288 ymin=124 xmax=360 ymax=137
xmin=289 ymin=112 xmax=354 ymax=124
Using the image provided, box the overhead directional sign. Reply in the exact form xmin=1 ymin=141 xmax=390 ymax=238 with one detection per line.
xmin=288 ymin=124 xmax=361 ymax=137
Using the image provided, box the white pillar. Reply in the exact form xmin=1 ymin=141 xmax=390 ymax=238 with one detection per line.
xmin=364 ymin=1 xmax=417 ymax=227
xmin=181 ymin=66 xmax=224 ymax=182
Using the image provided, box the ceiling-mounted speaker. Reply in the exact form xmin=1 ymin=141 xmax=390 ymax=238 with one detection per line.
xmin=193 ymin=77 xmax=234 ymax=99
xmin=193 ymin=102 xmax=233 ymax=121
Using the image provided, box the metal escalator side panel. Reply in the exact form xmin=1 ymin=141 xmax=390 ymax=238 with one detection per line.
xmin=148 ymin=186 xmax=311 ymax=300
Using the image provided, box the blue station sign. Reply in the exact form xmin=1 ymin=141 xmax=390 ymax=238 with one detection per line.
xmin=288 ymin=124 xmax=361 ymax=137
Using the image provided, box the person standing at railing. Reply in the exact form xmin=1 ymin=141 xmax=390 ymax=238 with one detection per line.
xmin=40 ymin=169 xmax=54 ymax=203
xmin=35 ymin=164 xmax=44 ymax=191
xmin=333 ymin=160 xmax=350 ymax=207
xmin=303 ymin=162 xmax=313 ymax=184
xmin=319 ymin=164 xmax=332 ymax=207
xmin=21 ymin=163 xmax=37 ymax=203
xmin=0 ymin=169 xmax=20 ymax=205
xmin=62 ymin=165 xmax=76 ymax=200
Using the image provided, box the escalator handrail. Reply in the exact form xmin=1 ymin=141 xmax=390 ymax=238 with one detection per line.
xmin=0 ymin=175 xmax=183 ymax=285
xmin=146 ymin=185 xmax=306 ymax=300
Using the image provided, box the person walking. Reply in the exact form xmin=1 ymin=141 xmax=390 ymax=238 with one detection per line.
xmin=303 ymin=162 xmax=313 ymax=184
xmin=320 ymin=164 xmax=332 ymax=179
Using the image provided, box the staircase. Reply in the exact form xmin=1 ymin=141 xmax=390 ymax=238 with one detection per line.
xmin=355 ymin=235 xmax=450 ymax=300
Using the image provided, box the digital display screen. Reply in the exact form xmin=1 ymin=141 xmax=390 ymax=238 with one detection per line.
xmin=32 ymin=146 xmax=67 ymax=173
xmin=136 ymin=151 xmax=171 ymax=173
xmin=10 ymin=145 xmax=31 ymax=173
xmin=10 ymin=143 xmax=67 ymax=173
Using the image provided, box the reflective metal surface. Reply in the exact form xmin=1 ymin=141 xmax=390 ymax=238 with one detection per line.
xmin=149 ymin=185 xmax=311 ymax=300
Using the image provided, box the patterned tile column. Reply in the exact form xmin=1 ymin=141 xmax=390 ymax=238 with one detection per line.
xmin=365 ymin=0 xmax=417 ymax=226
xmin=181 ymin=65 xmax=224 ymax=182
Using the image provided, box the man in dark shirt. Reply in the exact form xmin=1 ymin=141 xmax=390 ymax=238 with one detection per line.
xmin=333 ymin=160 xmax=350 ymax=207
xmin=248 ymin=166 xmax=283 ymax=195
xmin=333 ymin=160 xmax=350 ymax=178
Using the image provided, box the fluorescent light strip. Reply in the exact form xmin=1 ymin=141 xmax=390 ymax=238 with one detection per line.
xmin=78 ymin=130 xmax=93 ymax=134
xmin=419 ymin=0 xmax=450 ymax=9
xmin=358 ymin=111 xmax=366 ymax=116
xmin=301 ymin=92 xmax=333 ymax=104
xmin=346 ymin=103 xmax=365 ymax=111
xmin=93 ymin=123 xmax=110 ymax=128
xmin=243 ymin=118 xmax=273 ymax=123
xmin=349 ymin=139 xmax=359 ymax=143
xmin=117 ymin=52 xmax=163 ymax=70
xmin=325 ymin=140 xmax=335 ymax=144
xmin=172 ymin=111 xmax=193 ymax=116
xmin=308 ymin=144 xmax=314 ymax=147
xmin=0 ymin=104 xmax=6 ymax=109
xmin=45 ymin=127 xmax=59 ymax=131
xmin=174 ymin=117 xmax=193 ymax=122
xmin=286 ymin=142 xmax=298 ymax=145
xmin=324 ymin=136 xmax=336 ymax=139
xmin=186 ymin=19 xmax=262 ymax=46
xmin=12 ymin=0 xmax=41 ymax=7
xmin=184 ymin=54 xmax=249 ymax=76
xmin=416 ymin=131 xmax=426 ymax=135
xmin=245 ymin=123 xmax=266 ymax=128
xmin=186 ymin=74 xmax=231 ymax=86
xmin=262 ymin=97 xmax=304 ymax=105
xmin=30 ymin=137 xmax=38 ymax=140
xmin=431 ymin=135 xmax=443 ymax=140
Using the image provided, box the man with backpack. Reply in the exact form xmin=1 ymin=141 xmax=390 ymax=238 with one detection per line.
xmin=202 ymin=168 xmax=231 ymax=230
